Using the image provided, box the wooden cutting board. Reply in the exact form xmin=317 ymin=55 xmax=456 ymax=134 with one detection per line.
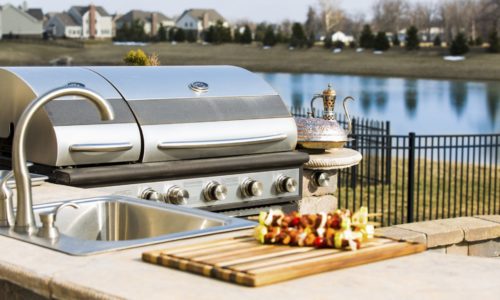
xmin=142 ymin=235 xmax=426 ymax=287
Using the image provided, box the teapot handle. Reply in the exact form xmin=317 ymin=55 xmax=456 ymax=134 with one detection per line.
xmin=309 ymin=94 xmax=323 ymax=118
xmin=343 ymin=96 xmax=355 ymax=135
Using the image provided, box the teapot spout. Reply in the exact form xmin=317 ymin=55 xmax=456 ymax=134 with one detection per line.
xmin=343 ymin=96 xmax=355 ymax=135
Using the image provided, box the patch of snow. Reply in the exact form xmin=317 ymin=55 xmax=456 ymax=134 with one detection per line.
xmin=288 ymin=46 xmax=295 ymax=51
xmin=443 ymin=56 xmax=465 ymax=61
xmin=113 ymin=41 xmax=148 ymax=46
xmin=333 ymin=48 xmax=342 ymax=54
xmin=373 ymin=50 xmax=383 ymax=55
xmin=356 ymin=48 xmax=364 ymax=53
xmin=263 ymin=46 xmax=272 ymax=50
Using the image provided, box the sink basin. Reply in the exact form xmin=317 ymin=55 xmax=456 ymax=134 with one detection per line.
xmin=0 ymin=196 xmax=255 ymax=255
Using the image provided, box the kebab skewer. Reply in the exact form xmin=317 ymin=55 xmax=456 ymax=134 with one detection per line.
xmin=254 ymin=207 xmax=375 ymax=251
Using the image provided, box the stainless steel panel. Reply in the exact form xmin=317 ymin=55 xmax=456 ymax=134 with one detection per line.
xmin=92 ymin=168 xmax=301 ymax=209
xmin=88 ymin=66 xmax=278 ymax=100
xmin=46 ymin=124 xmax=141 ymax=166
xmin=0 ymin=67 xmax=142 ymax=166
xmin=141 ymin=118 xmax=297 ymax=162
xmin=125 ymin=95 xmax=290 ymax=125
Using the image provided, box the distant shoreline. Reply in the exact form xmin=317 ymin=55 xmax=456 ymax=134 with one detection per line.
xmin=0 ymin=41 xmax=499 ymax=81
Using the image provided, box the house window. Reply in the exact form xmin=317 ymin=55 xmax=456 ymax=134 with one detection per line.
xmin=185 ymin=22 xmax=188 ymax=27
xmin=190 ymin=22 xmax=193 ymax=28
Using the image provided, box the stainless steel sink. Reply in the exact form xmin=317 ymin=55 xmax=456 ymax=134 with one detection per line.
xmin=0 ymin=196 xmax=255 ymax=255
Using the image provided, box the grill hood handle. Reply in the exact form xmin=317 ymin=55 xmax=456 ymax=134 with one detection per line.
xmin=158 ymin=133 xmax=287 ymax=150
xmin=69 ymin=142 xmax=134 ymax=153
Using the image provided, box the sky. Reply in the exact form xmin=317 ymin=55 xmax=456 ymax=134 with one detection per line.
xmin=13 ymin=0 xmax=433 ymax=23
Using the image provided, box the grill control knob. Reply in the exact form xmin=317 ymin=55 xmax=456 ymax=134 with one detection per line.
xmin=165 ymin=186 xmax=189 ymax=205
xmin=203 ymin=181 xmax=228 ymax=202
xmin=240 ymin=178 xmax=263 ymax=198
xmin=275 ymin=175 xmax=298 ymax=193
xmin=313 ymin=172 xmax=330 ymax=187
xmin=140 ymin=188 xmax=162 ymax=201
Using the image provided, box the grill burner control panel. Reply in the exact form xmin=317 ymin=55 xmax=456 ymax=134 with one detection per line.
xmin=93 ymin=168 xmax=300 ymax=211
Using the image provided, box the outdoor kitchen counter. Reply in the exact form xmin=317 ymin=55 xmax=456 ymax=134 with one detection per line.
xmin=1 ymin=183 xmax=499 ymax=300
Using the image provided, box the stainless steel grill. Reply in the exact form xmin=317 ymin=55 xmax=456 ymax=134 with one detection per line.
xmin=0 ymin=66 xmax=308 ymax=215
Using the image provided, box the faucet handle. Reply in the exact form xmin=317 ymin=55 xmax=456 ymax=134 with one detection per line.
xmin=0 ymin=171 xmax=15 ymax=227
xmin=37 ymin=202 xmax=80 ymax=240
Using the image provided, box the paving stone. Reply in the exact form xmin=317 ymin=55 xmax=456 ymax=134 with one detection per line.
xmin=445 ymin=242 xmax=468 ymax=256
xmin=468 ymin=238 xmax=500 ymax=257
xmin=302 ymin=169 xmax=338 ymax=197
xmin=375 ymin=226 xmax=427 ymax=244
xmin=395 ymin=219 xmax=464 ymax=248
xmin=427 ymin=246 xmax=446 ymax=254
xmin=474 ymin=215 xmax=500 ymax=225
xmin=298 ymin=195 xmax=338 ymax=214
xmin=452 ymin=217 xmax=500 ymax=242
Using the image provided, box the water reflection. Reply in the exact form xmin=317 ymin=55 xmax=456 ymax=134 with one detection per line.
xmin=290 ymin=74 xmax=304 ymax=108
xmin=450 ymin=82 xmax=468 ymax=117
xmin=486 ymin=83 xmax=499 ymax=125
xmin=357 ymin=78 xmax=389 ymax=114
xmin=260 ymin=72 xmax=500 ymax=134
xmin=404 ymin=80 xmax=418 ymax=118
xmin=374 ymin=78 xmax=388 ymax=113
xmin=360 ymin=91 xmax=371 ymax=114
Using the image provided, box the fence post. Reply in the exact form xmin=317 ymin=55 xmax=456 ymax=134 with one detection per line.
xmin=407 ymin=132 xmax=416 ymax=223
xmin=385 ymin=121 xmax=392 ymax=184
xmin=350 ymin=118 xmax=357 ymax=189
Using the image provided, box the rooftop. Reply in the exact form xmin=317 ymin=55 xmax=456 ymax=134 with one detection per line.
xmin=179 ymin=8 xmax=226 ymax=23
xmin=70 ymin=5 xmax=110 ymax=17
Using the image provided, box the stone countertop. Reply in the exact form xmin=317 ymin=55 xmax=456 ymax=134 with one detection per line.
xmin=1 ymin=183 xmax=500 ymax=300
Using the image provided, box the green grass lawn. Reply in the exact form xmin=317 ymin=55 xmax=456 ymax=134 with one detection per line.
xmin=0 ymin=40 xmax=499 ymax=80
xmin=337 ymin=157 xmax=500 ymax=226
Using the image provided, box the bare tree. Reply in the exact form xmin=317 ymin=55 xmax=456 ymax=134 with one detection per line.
xmin=304 ymin=6 xmax=322 ymax=37
xmin=439 ymin=0 xmax=481 ymax=42
xmin=280 ymin=19 xmax=293 ymax=40
xmin=372 ymin=0 xmax=410 ymax=33
xmin=408 ymin=2 xmax=437 ymax=41
xmin=317 ymin=0 xmax=345 ymax=34
xmin=341 ymin=13 xmax=366 ymax=40
xmin=477 ymin=0 xmax=500 ymax=37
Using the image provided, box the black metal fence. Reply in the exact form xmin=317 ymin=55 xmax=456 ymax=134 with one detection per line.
xmin=338 ymin=133 xmax=500 ymax=226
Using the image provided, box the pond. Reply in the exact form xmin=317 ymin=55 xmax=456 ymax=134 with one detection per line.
xmin=260 ymin=73 xmax=500 ymax=135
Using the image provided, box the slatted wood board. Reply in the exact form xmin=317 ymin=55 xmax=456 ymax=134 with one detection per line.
xmin=142 ymin=235 xmax=426 ymax=287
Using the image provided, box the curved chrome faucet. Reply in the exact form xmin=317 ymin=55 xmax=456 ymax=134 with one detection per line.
xmin=13 ymin=85 xmax=114 ymax=234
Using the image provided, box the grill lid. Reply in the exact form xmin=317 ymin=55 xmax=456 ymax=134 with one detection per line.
xmin=89 ymin=66 xmax=297 ymax=163
xmin=0 ymin=67 xmax=142 ymax=166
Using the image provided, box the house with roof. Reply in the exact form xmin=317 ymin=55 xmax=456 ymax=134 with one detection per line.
xmin=68 ymin=5 xmax=112 ymax=39
xmin=115 ymin=10 xmax=174 ymax=37
xmin=45 ymin=12 xmax=82 ymax=38
xmin=45 ymin=5 xmax=112 ymax=39
xmin=25 ymin=8 xmax=44 ymax=22
xmin=176 ymin=8 xmax=227 ymax=38
xmin=0 ymin=3 xmax=43 ymax=39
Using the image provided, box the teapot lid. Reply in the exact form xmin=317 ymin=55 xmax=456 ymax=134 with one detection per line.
xmin=322 ymin=84 xmax=336 ymax=97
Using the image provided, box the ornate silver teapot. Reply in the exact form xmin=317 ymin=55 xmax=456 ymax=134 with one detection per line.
xmin=295 ymin=84 xmax=354 ymax=150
